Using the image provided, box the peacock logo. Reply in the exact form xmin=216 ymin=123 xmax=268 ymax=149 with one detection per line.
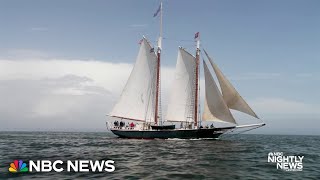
xmin=9 ymin=160 xmax=28 ymax=173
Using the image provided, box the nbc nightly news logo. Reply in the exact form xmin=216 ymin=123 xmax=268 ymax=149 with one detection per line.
xmin=9 ymin=160 xmax=115 ymax=173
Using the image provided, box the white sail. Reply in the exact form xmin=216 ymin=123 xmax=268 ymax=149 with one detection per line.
xmin=204 ymin=50 xmax=259 ymax=119
xmin=202 ymin=61 xmax=237 ymax=124
xmin=110 ymin=38 xmax=157 ymax=122
xmin=166 ymin=48 xmax=196 ymax=123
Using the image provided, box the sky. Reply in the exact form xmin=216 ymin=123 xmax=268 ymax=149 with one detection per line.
xmin=0 ymin=0 xmax=319 ymax=135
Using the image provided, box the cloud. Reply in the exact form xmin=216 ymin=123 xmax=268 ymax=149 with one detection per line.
xmin=0 ymin=58 xmax=175 ymax=131
xmin=0 ymin=59 xmax=132 ymax=93
xmin=0 ymin=56 xmax=318 ymax=133
xmin=249 ymin=97 xmax=320 ymax=116
xmin=0 ymin=75 xmax=112 ymax=129
xmin=226 ymin=97 xmax=320 ymax=135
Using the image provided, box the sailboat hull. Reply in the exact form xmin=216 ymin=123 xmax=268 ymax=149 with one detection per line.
xmin=110 ymin=127 xmax=235 ymax=139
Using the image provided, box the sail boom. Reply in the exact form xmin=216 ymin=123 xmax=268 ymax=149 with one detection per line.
xmin=109 ymin=115 xmax=146 ymax=122
xmin=201 ymin=118 xmax=236 ymax=124
xmin=166 ymin=120 xmax=194 ymax=123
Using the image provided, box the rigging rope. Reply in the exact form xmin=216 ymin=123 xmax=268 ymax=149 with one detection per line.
xmin=233 ymin=125 xmax=263 ymax=135
xmin=220 ymin=124 xmax=265 ymax=138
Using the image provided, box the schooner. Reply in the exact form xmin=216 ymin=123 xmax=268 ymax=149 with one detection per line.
xmin=106 ymin=2 xmax=265 ymax=139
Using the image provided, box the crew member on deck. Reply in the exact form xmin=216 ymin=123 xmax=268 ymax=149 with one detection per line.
xmin=120 ymin=121 xmax=124 ymax=127
xmin=210 ymin=124 xmax=214 ymax=129
xmin=114 ymin=120 xmax=119 ymax=127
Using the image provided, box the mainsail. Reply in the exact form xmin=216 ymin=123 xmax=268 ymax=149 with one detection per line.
xmin=202 ymin=61 xmax=237 ymax=124
xmin=204 ymin=50 xmax=259 ymax=119
xmin=166 ymin=48 xmax=196 ymax=123
xmin=110 ymin=38 xmax=158 ymax=122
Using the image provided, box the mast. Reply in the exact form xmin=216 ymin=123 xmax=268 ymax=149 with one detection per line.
xmin=154 ymin=2 xmax=163 ymax=125
xmin=154 ymin=48 xmax=160 ymax=125
xmin=194 ymin=32 xmax=200 ymax=128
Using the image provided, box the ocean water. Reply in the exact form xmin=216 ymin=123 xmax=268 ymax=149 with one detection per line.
xmin=0 ymin=132 xmax=319 ymax=179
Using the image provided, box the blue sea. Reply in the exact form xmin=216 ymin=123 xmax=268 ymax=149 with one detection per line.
xmin=0 ymin=132 xmax=319 ymax=179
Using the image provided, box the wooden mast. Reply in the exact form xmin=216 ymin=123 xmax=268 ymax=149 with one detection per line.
xmin=194 ymin=32 xmax=200 ymax=128
xmin=154 ymin=49 xmax=160 ymax=125
xmin=154 ymin=2 xmax=163 ymax=125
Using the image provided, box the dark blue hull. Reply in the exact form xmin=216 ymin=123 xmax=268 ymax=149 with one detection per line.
xmin=111 ymin=127 xmax=235 ymax=139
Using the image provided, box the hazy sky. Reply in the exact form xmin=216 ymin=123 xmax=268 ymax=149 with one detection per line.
xmin=0 ymin=0 xmax=319 ymax=135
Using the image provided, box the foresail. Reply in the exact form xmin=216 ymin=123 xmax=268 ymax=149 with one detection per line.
xmin=202 ymin=61 xmax=237 ymax=124
xmin=204 ymin=50 xmax=259 ymax=119
xmin=110 ymin=38 xmax=157 ymax=122
xmin=166 ymin=48 xmax=196 ymax=123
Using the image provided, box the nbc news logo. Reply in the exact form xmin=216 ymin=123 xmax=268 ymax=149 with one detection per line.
xmin=9 ymin=160 xmax=115 ymax=173
xmin=9 ymin=160 xmax=28 ymax=173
